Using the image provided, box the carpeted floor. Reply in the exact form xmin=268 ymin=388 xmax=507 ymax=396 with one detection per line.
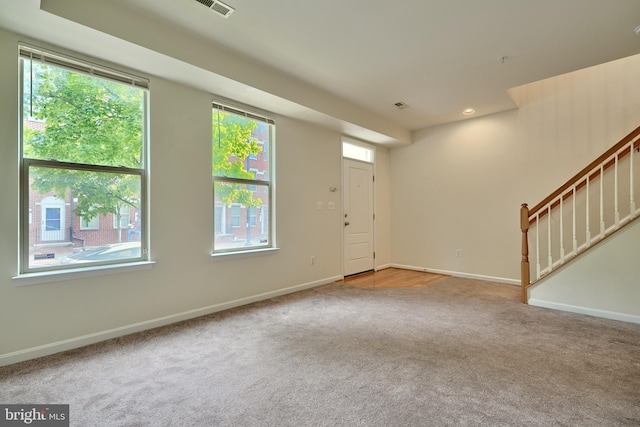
xmin=1 ymin=276 xmax=639 ymax=426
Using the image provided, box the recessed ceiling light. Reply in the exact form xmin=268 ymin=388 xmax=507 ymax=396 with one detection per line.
xmin=463 ymin=108 xmax=476 ymax=115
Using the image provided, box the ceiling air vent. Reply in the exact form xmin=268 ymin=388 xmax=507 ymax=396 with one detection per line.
xmin=194 ymin=0 xmax=235 ymax=18
xmin=394 ymin=101 xmax=409 ymax=110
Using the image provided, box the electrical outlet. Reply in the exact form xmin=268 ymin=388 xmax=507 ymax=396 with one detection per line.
xmin=456 ymin=249 xmax=462 ymax=257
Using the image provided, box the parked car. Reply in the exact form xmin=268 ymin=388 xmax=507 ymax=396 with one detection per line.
xmin=60 ymin=242 xmax=141 ymax=264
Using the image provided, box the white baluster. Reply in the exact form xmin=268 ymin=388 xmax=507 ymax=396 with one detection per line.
xmin=559 ymin=195 xmax=565 ymax=263
xmin=631 ymin=140 xmax=636 ymax=218
xmin=536 ymin=213 xmax=540 ymax=279
xmin=547 ymin=205 xmax=553 ymax=272
xmin=572 ymin=186 xmax=577 ymax=255
xmin=599 ymin=164 xmax=605 ymax=237
xmin=614 ymin=154 xmax=620 ymax=228
xmin=585 ymin=177 xmax=591 ymax=246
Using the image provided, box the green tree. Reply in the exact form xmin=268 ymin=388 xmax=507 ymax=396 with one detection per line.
xmin=212 ymin=110 xmax=263 ymax=209
xmin=24 ymin=62 xmax=144 ymax=242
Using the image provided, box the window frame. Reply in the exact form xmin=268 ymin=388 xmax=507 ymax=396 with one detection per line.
xmin=18 ymin=44 xmax=150 ymax=275
xmin=212 ymin=102 xmax=275 ymax=254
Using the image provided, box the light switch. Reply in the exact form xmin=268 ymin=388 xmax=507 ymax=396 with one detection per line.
xmin=317 ymin=201 xmax=323 ymax=210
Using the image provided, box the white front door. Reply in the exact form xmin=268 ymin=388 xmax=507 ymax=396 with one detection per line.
xmin=41 ymin=196 xmax=66 ymax=241
xmin=343 ymin=159 xmax=374 ymax=276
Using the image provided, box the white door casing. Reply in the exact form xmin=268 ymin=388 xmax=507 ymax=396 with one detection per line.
xmin=343 ymin=158 xmax=374 ymax=276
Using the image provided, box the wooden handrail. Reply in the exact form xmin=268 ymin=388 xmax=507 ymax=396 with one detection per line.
xmin=529 ymin=124 xmax=640 ymax=218
xmin=529 ymin=141 xmax=640 ymax=224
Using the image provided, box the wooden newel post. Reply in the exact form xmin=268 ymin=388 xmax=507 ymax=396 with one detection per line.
xmin=520 ymin=203 xmax=530 ymax=304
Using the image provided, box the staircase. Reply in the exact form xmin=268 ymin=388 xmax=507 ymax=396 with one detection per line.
xmin=520 ymin=125 xmax=640 ymax=310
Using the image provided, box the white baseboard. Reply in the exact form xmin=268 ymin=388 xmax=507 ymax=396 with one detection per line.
xmin=0 ymin=275 xmax=341 ymax=367
xmin=390 ymin=263 xmax=520 ymax=286
xmin=528 ymin=299 xmax=640 ymax=324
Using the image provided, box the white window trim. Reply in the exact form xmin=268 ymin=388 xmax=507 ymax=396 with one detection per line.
xmin=13 ymin=261 xmax=155 ymax=286
xmin=211 ymin=247 xmax=279 ymax=261
xmin=212 ymin=102 xmax=275 ymax=254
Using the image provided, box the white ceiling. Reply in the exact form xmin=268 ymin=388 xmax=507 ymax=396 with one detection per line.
xmin=1 ymin=0 xmax=640 ymax=144
xmin=113 ymin=0 xmax=640 ymax=127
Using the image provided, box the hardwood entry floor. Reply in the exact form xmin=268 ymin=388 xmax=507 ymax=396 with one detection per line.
xmin=342 ymin=268 xmax=448 ymax=289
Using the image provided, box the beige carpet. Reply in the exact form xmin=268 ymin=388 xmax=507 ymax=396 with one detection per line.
xmin=1 ymin=277 xmax=639 ymax=426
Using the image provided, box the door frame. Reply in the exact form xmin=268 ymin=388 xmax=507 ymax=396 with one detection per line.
xmin=341 ymin=139 xmax=376 ymax=277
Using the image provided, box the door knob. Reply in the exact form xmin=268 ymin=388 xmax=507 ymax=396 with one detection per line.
xmin=344 ymin=221 xmax=350 ymax=226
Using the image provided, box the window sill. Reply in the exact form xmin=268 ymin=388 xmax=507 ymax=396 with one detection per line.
xmin=12 ymin=261 xmax=156 ymax=287
xmin=211 ymin=247 xmax=280 ymax=261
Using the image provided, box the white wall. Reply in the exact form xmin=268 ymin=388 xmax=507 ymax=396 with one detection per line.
xmin=390 ymin=53 xmax=640 ymax=283
xmin=0 ymin=29 xmax=356 ymax=364
xmin=390 ymin=111 xmax=522 ymax=282
xmin=528 ymin=220 xmax=640 ymax=323
xmin=374 ymin=146 xmax=392 ymax=269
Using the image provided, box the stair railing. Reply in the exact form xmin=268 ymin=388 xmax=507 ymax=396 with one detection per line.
xmin=520 ymin=124 xmax=640 ymax=303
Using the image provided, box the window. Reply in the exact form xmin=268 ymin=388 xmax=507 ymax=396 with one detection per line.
xmin=113 ymin=206 xmax=131 ymax=229
xmin=212 ymin=103 xmax=274 ymax=252
xmin=342 ymin=140 xmax=374 ymax=163
xmin=214 ymin=205 xmax=225 ymax=234
xmin=19 ymin=44 xmax=148 ymax=273
xmin=248 ymin=206 xmax=257 ymax=227
xmin=247 ymin=170 xmax=258 ymax=191
xmin=80 ymin=215 xmax=99 ymax=230
xmin=231 ymin=205 xmax=241 ymax=228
